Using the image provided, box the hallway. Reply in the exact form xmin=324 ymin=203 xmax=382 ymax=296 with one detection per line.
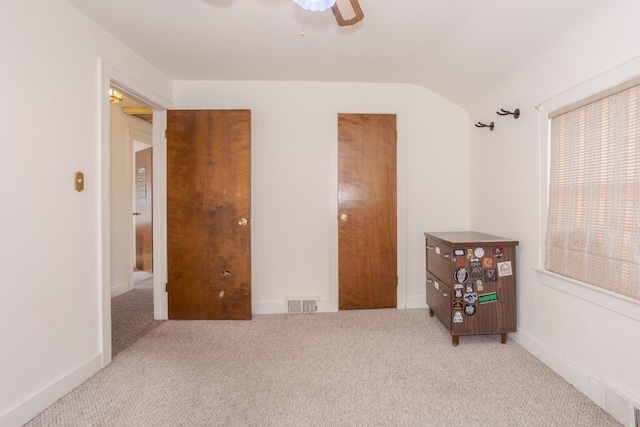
xmin=111 ymin=272 xmax=163 ymax=356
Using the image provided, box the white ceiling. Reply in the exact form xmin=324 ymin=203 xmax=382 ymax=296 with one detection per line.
xmin=67 ymin=0 xmax=611 ymax=108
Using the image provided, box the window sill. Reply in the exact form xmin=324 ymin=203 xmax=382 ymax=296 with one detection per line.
xmin=535 ymin=267 xmax=640 ymax=322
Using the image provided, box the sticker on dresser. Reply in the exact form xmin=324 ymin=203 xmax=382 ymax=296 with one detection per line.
xmin=497 ymin=261 xmax=512 ymax=277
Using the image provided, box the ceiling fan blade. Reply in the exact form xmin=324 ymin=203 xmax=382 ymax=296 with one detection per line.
xmin=331 ymin=0 xmax=364 ymax=26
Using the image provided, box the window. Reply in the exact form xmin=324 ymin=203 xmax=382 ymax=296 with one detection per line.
xmin=545 ymin=81 xmax=640 ymax=301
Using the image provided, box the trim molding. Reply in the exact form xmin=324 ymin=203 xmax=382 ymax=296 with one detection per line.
xmin=406 ymin=294 xmax=428 ymax=309
xmin=251 ymin=299 xmax=429 ymax=314
xmin=0 ymin=354 xmax=102 ymax=427
xmin=512 ymin=328 xmax=605 ymax=409
xmin=100 ymin=59 xmax=174 ymax=368
xmin=110 ymin=281 xmax=130 ymax=298
xmin=535 ymin=268 xmax=640 ymax=322
xmin=252 ymin=299 xmax=336 ymax=314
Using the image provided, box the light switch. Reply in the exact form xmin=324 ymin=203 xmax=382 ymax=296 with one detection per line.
xmin=75 ymin=171 xmax=84 ymax=192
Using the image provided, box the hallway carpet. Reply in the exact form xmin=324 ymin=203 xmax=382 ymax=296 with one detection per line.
xmin=111 ymin=276 xmax=163 ymax=356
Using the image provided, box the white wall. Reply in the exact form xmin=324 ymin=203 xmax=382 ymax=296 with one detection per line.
xmin=0 ymin=0 xmax=171 ymax=425
xmin=109 ymin=104 xmax=152 ymax=298
xmin=11 ymin=1 xmax=639 ymax=425
xmin=467 ymin=1 xmax=640 ymax=424
xmin=173 ymin=81 xmax=470 ymax=313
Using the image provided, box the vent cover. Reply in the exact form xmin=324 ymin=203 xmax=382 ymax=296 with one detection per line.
xmin=603 ymin=380 xmax=640 ymax=426
xmin=286 ymin=298 xmax=318 ymax=313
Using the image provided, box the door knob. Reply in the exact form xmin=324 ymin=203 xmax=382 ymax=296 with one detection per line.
xmin=133 ymin=212 xmax=140 ymax=216
xmin=340 ymin=213 xmax=348 ymax=221
xmin=238 ymin=218 xmax=248 ymax=226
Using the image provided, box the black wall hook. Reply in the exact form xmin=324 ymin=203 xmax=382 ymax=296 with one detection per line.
xmin=496 ymin=108 xmax=520 ymax=119
xmin=475 ymin=121 xmax=494 ymax=131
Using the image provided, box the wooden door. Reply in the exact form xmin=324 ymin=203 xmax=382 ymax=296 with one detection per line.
xmin=167 ymin=110 xmax=251 ymax=320
xmin=338 ymin=113 xmax=397 ymax=310
xmin=135 ymin=147 xmax=153 ymax=273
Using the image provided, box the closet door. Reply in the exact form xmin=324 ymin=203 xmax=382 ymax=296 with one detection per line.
xmin=338 ymin=113 xmax=397 ymax=310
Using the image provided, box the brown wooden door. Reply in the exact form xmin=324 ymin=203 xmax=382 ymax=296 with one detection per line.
xmin=135 ymin=147 xmax=153 ymax=273
xmin=338 ymin=113 xmax=397 ymax=310
xmin=167 ymin=110 xmax=251 ymax=320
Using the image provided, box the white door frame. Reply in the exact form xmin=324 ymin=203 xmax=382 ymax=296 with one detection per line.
xmin=99 ymin=60 xmax=171 ymax=366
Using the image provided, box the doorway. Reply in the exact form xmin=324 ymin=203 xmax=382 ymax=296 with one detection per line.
xmin=100 ymin=64 xmax=170 ymax=366
xmin=109 ymin=87 xmax=158 ymax=355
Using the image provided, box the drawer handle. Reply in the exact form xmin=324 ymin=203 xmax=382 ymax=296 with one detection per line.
xmin=443 ymin=254 xmax=450 ymax=258
xmin=426 ymin=278 xmax=433 ymax=283
xmin=441 ymin=293 xmax=448 ymax=297
xmin=426 ymin=245 xmax=434 ymax=250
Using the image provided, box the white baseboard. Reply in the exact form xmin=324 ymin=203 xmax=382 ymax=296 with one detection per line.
xmin=0 ymin=353 xmax=102 ymax=427
xmin=514 ymin=328 xmax=640 ymax=426
xmin=512 ymin=328 xmax=606 ymax=409
xmin=405 ymin=294 xmax=428 ymax=309
xmin=111 ymin=281 xmax=130 ymax=298
xmin=253 ymin=298 xmax=428 ymax=314
xmin=252 ymin=300 xmax=286 ymax=314
xmin=252 ymin=299 xmax=338 ymax=314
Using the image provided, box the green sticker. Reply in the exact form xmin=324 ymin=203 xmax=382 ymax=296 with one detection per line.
xmin=478 ymin=292 xmax=498 ymax=304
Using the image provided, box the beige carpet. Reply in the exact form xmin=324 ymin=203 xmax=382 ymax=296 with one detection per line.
xmin=111 ymin=275 xmax=164 ymax=356
xmin=27 ymin=309 xmax=620 ymax=426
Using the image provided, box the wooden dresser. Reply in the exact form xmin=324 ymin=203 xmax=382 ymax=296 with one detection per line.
xmin=425 ymin=231 xmax=519 ymax=346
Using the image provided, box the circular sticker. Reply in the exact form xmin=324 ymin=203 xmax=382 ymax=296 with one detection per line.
xmin=464 ymin=304 xmax=476 ymax=316
xmin=474 ymin=247 xmax=485 ymax=258
xmin=454 ymin=267 xmax=469 ymax=284
xmin=493 ymin=246 xmax=504 ymax=258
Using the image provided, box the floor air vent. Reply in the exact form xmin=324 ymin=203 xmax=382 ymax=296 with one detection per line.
xmin=287 ymin=299 xmax=318 ymax=313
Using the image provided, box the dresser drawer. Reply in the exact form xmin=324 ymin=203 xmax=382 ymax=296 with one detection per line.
xmin=426 ymin=271 xmax=451 ymax=329
xmin=426 ymin=237 xmax=453 ymax=283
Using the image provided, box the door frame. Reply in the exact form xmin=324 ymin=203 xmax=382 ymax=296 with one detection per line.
xmin=99 ymin=60 xmax=171 ymax=366
xmin=329 ymin=105 xmax=407 ymax=311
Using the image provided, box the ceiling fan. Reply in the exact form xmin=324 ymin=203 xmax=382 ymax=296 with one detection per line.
xmin=294 ymin=0 xmax=364 ymax=26
xmin=331 ymin=0 xmax=364 ymax=26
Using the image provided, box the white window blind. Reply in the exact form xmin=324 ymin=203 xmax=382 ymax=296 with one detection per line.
xmin=545 ymin=83 xmax=640 ymax=301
